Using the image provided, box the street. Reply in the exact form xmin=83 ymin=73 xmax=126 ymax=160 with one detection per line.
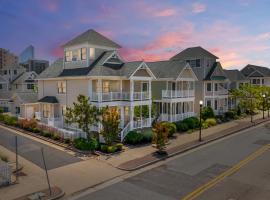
xmin=73 ymin=123 xmax=270 ymax=200
xmin=0 ymin=126 xmax=81 ymax=170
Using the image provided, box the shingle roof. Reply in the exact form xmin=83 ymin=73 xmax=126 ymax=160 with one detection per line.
xmin=204 ymin=62 xmax=228 ymax=81
xmin=11 ymin=71 xmax=37 ymax=84
xmin=38 ymin=58 xmax=64 ymax=79
xmin=224 ymin=69 xmax=247 ymax=82
xmin=62 ymin=29 xmax=121 ymax=48
xmin=171 ymin=46 xmax=219 ymax=60
xmin=14 ymin=92 xmax=38 ymax=103
xmin=241 ymin=64 xmax=270 ymax=77
xmin=147 ymin=60 xmax=188 ymax=79
xmin=38 ymin=96 xmax=58 ymax=103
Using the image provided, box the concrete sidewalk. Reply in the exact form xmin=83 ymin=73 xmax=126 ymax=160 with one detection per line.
xmin=97 ymin=113 xmax=269 ymax=171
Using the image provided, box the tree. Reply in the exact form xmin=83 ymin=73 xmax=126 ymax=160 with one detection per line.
xmin=152 ymin=122 xmax=169 ymax=154
xmin=65 ymin=95 xmax=98 ymax=141
xmin=100 ymin=107 xmax=120 ymax=146
xmin=201 ymin=106 xmax=215 ymax=120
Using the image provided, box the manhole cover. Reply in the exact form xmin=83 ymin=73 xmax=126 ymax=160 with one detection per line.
xmin=253 ymin=140 xmax=270 ymax=145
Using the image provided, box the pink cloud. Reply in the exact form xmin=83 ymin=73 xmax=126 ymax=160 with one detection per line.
xmin=42 ymin=0 xmax=59 ymax=12
xmin=154 ymin=9 xmax=177 ymax=17
xmin=51 ymin=46 xmax=63 ymax=57
xmin=192 ymin=3 xmax=206 ymax=13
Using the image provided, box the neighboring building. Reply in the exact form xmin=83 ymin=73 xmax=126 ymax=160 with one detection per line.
xmin=21 ymin=59 xmax=49 ymax=74
xmin=10 ymin=71 xmax=38 ymax=93
xmin=19 ymin=45 xmax=34 ymax=64
xmin=224 ymin=69 xmax=249 ymax=109
xmin=147 ymin=60 xmax=198 ymax=122
xmin=241 ymin=64 xmax=270 ymax=86
xmin=0 ymin=48 xmax=18 ymax=69
xmin=171 ymin=46 xmax=230 ymax=115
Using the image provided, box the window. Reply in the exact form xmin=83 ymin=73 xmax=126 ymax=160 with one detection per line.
xmin=65 ymin=51 xmax=72 ymax=62
xmin=196 ymin=59 xmax=201 ymax=67
xmin=142 ymin=82 xmax=148 ymax=92
xmin=27 ymin=84 xmax=34 ymax=90
xmin=4 ymin=70 xmax=7 ymax=75
xmin=214 ymin=100 xmax=218 ymax=110
xmin=186 ymin=59 xmax=200 ymax=67
xmin=102 ymin=81 xmax=110 ymax=93
xmin=89 ymin=48 xmax=95 ymax=59
xmin=15 ymin=107 xmax=20 ymax=114
xmin=81 ymin=48 xmax=87 ymax=60
xmin=214 ymin=83 xmax=218 ymax=91
xmin=0 ymin=84 xmax=2 ymax=89
xmin=207 ymin=100 xmax=211 ymax=107
xmin=43 ymin=104 xmax=51 ymax=118
xmin=72 ymin=49 xmax=80 ymax=61
xmin=14 ymin=70 xmax=17 ymax=75
xmin=207 ymin=83 xmax=212 ymax=91
xmin=262 ymin=79 xmax=264 ymax=84
xmin=57 ymin=81 xmax=66 ymax=94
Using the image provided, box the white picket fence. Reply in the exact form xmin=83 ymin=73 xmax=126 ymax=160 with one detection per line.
xmin=0 ymin=161 xmax=11 ymax=186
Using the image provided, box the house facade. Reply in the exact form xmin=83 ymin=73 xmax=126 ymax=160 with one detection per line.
xmin=241 ymin=64 xmax=270 ymax=86
xmin=171 ymin=47 xmax=230 ymax=115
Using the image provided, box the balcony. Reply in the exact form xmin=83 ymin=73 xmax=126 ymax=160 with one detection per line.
xmin=91 ymin=91 xmax=150 ymax=102
xmin=160 ymin=112 xmax=195 ymax=122
xmin=162 ymin=90 xmax=195 ymax=99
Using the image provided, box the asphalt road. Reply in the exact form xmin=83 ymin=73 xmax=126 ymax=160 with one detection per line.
xmin=75 ymin=123 xmax=270 ymax=200
xmin=0 ymin=126 xmax=81 ymax=170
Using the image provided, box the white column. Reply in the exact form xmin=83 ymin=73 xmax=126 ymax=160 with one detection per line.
xmin=170 ymin=102 xmax=172 ymax=122
xmin=149 ymin=104 xmax=152 ymax=126
xmin=130 ymin=80 xmax=134 ymax=101
xmin=97 ymin=79 xmax=102 ymax=102
xmin=88 ymin=79 xmax=93 ymax=100
xmin=120 ymin=106 xmax=125 ymax=128
xmin=130 ymin=106 xmax=134 ymax=129
xmin=148 ymin=80 xmax=152 ymax=100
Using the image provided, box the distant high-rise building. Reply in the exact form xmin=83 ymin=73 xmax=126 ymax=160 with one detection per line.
xmin=21 ymin=59 xmax=49 ymax=74
xmin=19 ymin=45 xmax=34 ymax=63
xmin=0 ymin=48 xmax=18 ymax=69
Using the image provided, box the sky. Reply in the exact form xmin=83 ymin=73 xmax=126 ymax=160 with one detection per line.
xmin=0 ymin=0 xmax=270 ymax=69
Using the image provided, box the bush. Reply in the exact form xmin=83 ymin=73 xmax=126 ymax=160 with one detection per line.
xmin=52 ymin=134 xmax=61 ymax=141
xmin=224 ymin=110 xmax=237 ymax=120
xmin=205 ymin=118 xmax=217 ymax=126
xmin=115 ymin=143 xmax=123 ymax=151
xmin=142 ymin=129 xmax=153 ymax=143
xmin=64 ymin=138 xmax=71 ymax=144
xmin=175 ymin=121 xmax=189 ymax=132
xmin=0 ymin=154 xmax=8 ymax=162
xmin=107 ymin=146 xmax=117 ymax=153
xmin=42 ymin=131 xmax=52 ymax=138
xmin=0 ymin=108 xmax=3 ymax=113
xmin=3 ymin=115 xmax=18 ymax=126
xmin=100 ymin=144 xmax=108 ymax=153
xmin=182 ymin=117 xmax=200 ymax=129
xmin=73 ymin=138 xmax=99 ymax=151
xmin=201 ymin=107 xmax=215 ymax=120
xmin=124 ymin=131 xmax=144 ymax=145
xmin=18 ymin=119 xmax=37 ymax=131
xmin=202 ymin=122 xmax=209 ymax=129
xmin=161 ymin=122 xmax=176 ymax=137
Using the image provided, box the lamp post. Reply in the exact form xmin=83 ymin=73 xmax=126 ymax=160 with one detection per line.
xmin=268 ymin=98 xmax=270 ymax=118
xmin=250 ymin=97 xmax=253 ymax=123
xmin=199 ymin=100 xmax=203 ymax=142
xmin=263 ymin=94 xmax=266 ymax=119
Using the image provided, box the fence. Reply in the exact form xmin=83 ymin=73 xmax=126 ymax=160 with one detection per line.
xmin=0 ymin=161 xmax=12 ymax=186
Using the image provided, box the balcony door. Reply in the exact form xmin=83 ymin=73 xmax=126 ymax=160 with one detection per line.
xmin=141 ymin=82 xmax=148 ymax=92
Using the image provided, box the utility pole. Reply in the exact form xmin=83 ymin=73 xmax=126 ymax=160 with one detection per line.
xmin=41 ymin=148 xmax=52 ymax=196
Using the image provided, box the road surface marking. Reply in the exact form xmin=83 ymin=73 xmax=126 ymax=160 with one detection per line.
xmin=182 ymin=144 xmax=270 ymax=200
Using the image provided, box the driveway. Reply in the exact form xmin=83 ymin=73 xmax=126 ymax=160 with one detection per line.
xmin=0 ymin=125 xmax=81 ymax=170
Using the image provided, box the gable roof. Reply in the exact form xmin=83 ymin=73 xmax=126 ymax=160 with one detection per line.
xmin=11 ymin=71 xmax=37 ymax=84
xmin=241 ymin=64 xmax=270 ymax=77
xmin=205 ymin=62 xmax=228 ymax=81
xmin=147 ymin=60 xmax=190 ymax=79
xmin=62 ymin=29 xmax=121 ymax=49
xmin=171 ymin=46 xmax=219 ymax=60
xmin=224 ymin=69 xmax=247 ymax=82
xmin=12 ymin=92 xmax=38 ymax=103
xmin=38 ymin=58 xmax=64 ymax=79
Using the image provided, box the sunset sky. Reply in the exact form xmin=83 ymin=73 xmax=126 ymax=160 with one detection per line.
xmin=1 ymin=0 xmax=270 ymax=69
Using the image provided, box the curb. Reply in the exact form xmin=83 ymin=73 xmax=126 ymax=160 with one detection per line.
xmin=117 ymin=118 xmax=270 ymax=171
xmin=47 ymin=191 xmax=65 ymax=200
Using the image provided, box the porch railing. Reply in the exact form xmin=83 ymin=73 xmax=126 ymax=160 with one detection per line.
xmin=160 ymin=112 xmax=195 ymax=122
xmin=91 ymin=91 xmax=150 ymax=102
xmin=133 ymin=118 xmax=152 ymax=129
xmin=162 ymin=90 xmax=195 ymax=98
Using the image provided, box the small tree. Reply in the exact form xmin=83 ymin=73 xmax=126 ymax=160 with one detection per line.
xmin=201 ymin=106 xmax=215 ymax=120
xmin=65 ymin=95 xmax=98 ymax=141
xmin=152 ymin=122 xmax=168 ymax=154
xmin=101 ymin=107 xmax=120 ymax=146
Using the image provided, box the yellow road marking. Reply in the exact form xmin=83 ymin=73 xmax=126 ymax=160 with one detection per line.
xmin=182 ymin=144 xmax=270 ymax=200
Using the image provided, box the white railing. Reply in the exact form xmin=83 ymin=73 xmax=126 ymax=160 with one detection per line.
xmin=40 ymin=117 xmax=63 ymax=128
xmin=91 ymin=91 xmax=150 ymax=102
xmin=133 ymin=118 xmax=152 ymax=129
xmin=160 ymin=112 xmax=195 ymax=122
xmin=162 ymin=90 xmax=195 ymax=98
xmin=120 ymin=122 xmax=131 ymax=142
xmin=35 ymin=112 xmax=41 ymax=120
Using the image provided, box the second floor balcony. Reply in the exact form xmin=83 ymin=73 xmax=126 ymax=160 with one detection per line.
xmin=162 ymin=90 xmax=195 ymax=99
xmin=91 ymin=91 xmax=150 ymax=102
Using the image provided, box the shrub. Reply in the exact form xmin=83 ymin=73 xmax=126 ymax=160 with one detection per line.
xmin=73 ymin=138 xmax=99 ymax=151
xmin=42 ymin=131 xmax=52 ymax=138
xmin=0 ymin=108 xmax=3 ymax=113
xmin=142 ymin=129 xmax=153 ymax=143
xmin=182 ymin=117 xmax=200 ymax=129
xmin=0 ymin=114 xmax=4 ymax=121
xmin=124 ymin=131 xmax=144 ymax=145
xmin=64 ymin=138 xmax=71 ymax=144
xmin=202 ymin=122 xmax=209 ymax=129
xmin=100 ymin=144 xmax=108 ymax=153
xmin=224 ymin=110 xmax=237 ymax=120
xmin=115 ymin=143 xmax=123 ymax=151
xmin=3 ymin=115 xmax=18 ymax=126
xmin=175 ymin=121 xmax=189 ymax=132
xmin=161 ymin=122 xmax=176 ymax=137
xmin=205 ymin=118 xmax=217 ymax=126
xmin=152 ymin=122 xmax=169 ymax=153
xmin=0 ymin=154 xmax=8 ymax=162
xmin=52 ymin=134 xmax=61 ymax=141
xmin=18 ymin=119 xmax=37 ymax=131
xmin=107 ymin=146 xmax=117 ymax=153
xmin=201 ymin=107 xmax=215 ymax=120
xmin=32 ymin=127 xmax=40 ymax=133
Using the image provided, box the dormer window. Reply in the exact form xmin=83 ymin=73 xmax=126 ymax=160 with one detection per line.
xmin=89 ymin=48 xmax=95 ymax=59
xmin=65 ymin=51 xmax=72 ymax=62
xmin=81 ymin=48 xmax=86 ymax=60
xmin=186 ymin=59 xmax=200 ymax=67
xmin=72 ymin=49 xmax=80 ymax=61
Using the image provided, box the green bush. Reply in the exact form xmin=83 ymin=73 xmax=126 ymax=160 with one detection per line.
xmin=52 ymin=134 xmax=61 ymax=141
xmin=161 ymin=122 xmax=177 ymax=137
xmin=32 ymin=127 xmax=40 ymax=133
xmin=64 ymin=138 xmax=71 ymax=144
xmin=142 ymin=129 xmax=153 ymax=143
xmin=0 ymin=154 xmax=8 ymax=162
xmin=175 ymin=121 xmax=189 ymax=132
xmin=100 ymin=144 xmax=108 ymax=153
xmin=0 ymin=114 xmax=4 ymax=121
xmin=205 ymin=118 xmax=217 ymax=126
xmin=42 ymin=131 xmax=52 ymax=138
xmin=115 ymin=143 xmax=123 ymax=151
xmin=202 ymin=122 xmax=209 ymax=129
xmin=182 ymin=117 xmax=200 ymax=129
xmin=73 ymin=138 xmax=99 ymax=151
xmin=107 ymin=146 xmax=117 ymax=153
xmin=201 ymin=107 xmax=215 ymax=120
xmin=3 ymin=115 xmax=18 ymax=126
xmin=224 ymin=110 xmax=237 ymax=120
xmin=124 ymin=131 xmax=144 ymax=145
xmin=0 ymin=108 xmax=3 ymax=113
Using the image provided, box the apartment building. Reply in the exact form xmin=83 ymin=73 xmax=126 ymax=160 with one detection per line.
xmin=171 ymin=47 xmax=230 ymax=115
xmin=147 ymin=60 xmax=198 ymax=122
xmin=0 ymin=48 xmax=18 ymax=69
xmin=21 ymin=59 xmax=49 ymax=74
xmin=241 ymin=64 xmax=270 ymax=86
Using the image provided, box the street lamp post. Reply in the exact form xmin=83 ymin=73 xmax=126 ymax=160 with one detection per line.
xmin=263 ymin=94 xmax=266 ymax=119
xmin=199 ymin=100 xmax=203 ymax=142
xmin=268 ymin=98 xmax=270 ymax=118
xmin=250 ymin=97 xmax=253 ymax=123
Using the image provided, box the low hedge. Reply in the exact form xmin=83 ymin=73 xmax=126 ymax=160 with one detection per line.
xmin=124 ymin=129 xmax=154 ymax=145
xmin=73 ymin=138 xmax=99 ymax=151
xmin=174 ymin=121 xmax=189 ymax=132
xmin=205 ymin=118 xmax=217 ymax=126
xmin=182 ymin=117 xmax=200 ymax=129
xmin=100 ymin=143 xmax=123 ymax=153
